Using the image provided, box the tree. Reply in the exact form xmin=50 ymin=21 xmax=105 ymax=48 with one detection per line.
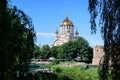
xmin=41 ymin=44 xmax=51 ymax=58
xmin=50 ymin=46 xmax=59 ymax=58
xmin=61 ymin=37 xmax=93 ymax=61
xmin=74 ymin=37 xmax=93 ymax=62
xmin=56 ymin=46 xmax=63 ymax=59
xmin=33 ymin=45 xmax=41 ymax=58
xmin=0 ymin=0 xmax=35 ymax=80
xmin=61 ymin=41 xmax=75 ymax=60
xmin=76 ymin=37 xmax=93 ymax=62
xmin=88 ymin=0 xmax=120 ymax=79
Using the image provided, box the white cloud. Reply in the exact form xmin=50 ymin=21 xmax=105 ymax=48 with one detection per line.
xmin=36 ymin=32 xmax=55 ymax=37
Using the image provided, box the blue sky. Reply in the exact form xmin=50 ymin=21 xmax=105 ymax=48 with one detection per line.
xmin=10 ymin=0 xmax=103 ymax=47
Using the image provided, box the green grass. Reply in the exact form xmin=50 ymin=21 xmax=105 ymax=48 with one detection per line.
xmin=85 ymin=67 xmax=99 ymax=79
xmin=51 ymin=65 xmax=99 ymax=80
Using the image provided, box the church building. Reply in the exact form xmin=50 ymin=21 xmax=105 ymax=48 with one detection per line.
xmin=54 ymin=16 xmax=79 ymax=46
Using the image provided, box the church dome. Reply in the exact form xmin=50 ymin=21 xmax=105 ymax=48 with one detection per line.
xmin=60 ymin=16 xmax=74 ymax=26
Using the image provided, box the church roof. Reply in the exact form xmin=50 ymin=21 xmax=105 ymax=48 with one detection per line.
xmin=60 ymin=16 xmax=74 ymax=26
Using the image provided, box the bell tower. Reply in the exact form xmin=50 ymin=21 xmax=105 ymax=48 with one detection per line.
xmin=55 ymin=29 xmax=59 ymax=40
xmin=75 ymin=28 xmax=79 ymax=40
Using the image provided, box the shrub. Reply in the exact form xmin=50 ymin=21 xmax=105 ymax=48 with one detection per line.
xmin=52 ymin=65 xmax=99 ymax=80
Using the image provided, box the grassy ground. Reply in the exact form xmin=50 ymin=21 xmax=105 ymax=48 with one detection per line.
xmin=29 ymin=61 xmax=99 ymax=80
xmin=51 ymin=64 xmax=99 ymax=80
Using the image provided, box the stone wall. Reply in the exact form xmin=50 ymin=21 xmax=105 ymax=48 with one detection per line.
xmin=92 ymin=46 xmax=105 ymax=65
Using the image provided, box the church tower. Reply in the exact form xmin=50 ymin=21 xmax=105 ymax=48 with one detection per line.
xmin=55 ymin=29 xmax=58 ymax=40
xmin=54 ymin=15 xmax=79 ymax=46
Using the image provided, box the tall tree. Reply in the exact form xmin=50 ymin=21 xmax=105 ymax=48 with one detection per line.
xmin=0 ymin=0 xmax=11 ymax=80
xmin=41 ymin=44 xmax=51 ymax=58
xmin=74 ymin=37 xmax=92 ymax=62
xmin=50 ymin=46 xmax=58 ymax=58
xmin=61 ymin=37 xmax=93 ymax=61
xmin=0 ymin=0 xmax=35 ymax=80
xmin=88 ymin=0 xmax=120 ymax=79
xmin=56 ymin=46 xmax=63 ymax=59
xmin=33 ymin=45 xmax=41 ymax=58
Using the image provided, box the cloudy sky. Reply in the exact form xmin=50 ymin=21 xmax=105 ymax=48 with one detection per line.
xmin=10 ymin=0 xmax=103 ymax=47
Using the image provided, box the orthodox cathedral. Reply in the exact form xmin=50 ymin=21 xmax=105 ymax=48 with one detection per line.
xmin=54 ymin=16 xmax=79 ymax=46
xmin=53 ymin=15 xmax=104 ymax=66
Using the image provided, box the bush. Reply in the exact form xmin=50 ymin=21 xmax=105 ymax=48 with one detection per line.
xmin=52 ymin=65 xmax=99 ymax=80
xmin=52 ymin=66 xmax=63 ymax=73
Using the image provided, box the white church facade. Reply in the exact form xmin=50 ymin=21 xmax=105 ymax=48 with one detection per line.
xmin=54 ymin=16 xmax=79 ymax=46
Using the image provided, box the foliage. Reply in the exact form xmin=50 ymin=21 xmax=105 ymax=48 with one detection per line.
xmin=50 ymin=46 xmax=63 ymax=59
xmin=50 ymin=46 xmax=59 ymax=58
xmin=88 ymin=0 xmax=120 ymax=79
xmin=56 ymin=46 xmax=63 ymax=59
xmin=61 ymin=37 xmax=93 ymax=62
xmin=52 ymin=65 xmax=99 ymax=80
xmin=41 ymin=44 xmax=51 ymax=58
xmin=52 ymin=66 xmax=63 ymax=73
xmin=33 ymin=45 xmax=41 ymax=58
xmin=0 ymin=0 xmax=35 ymax=80
xmin=85 ymin=67 xmax=99 ymax=79
xmin=61 ymin=41 xmax=75 ymax=60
